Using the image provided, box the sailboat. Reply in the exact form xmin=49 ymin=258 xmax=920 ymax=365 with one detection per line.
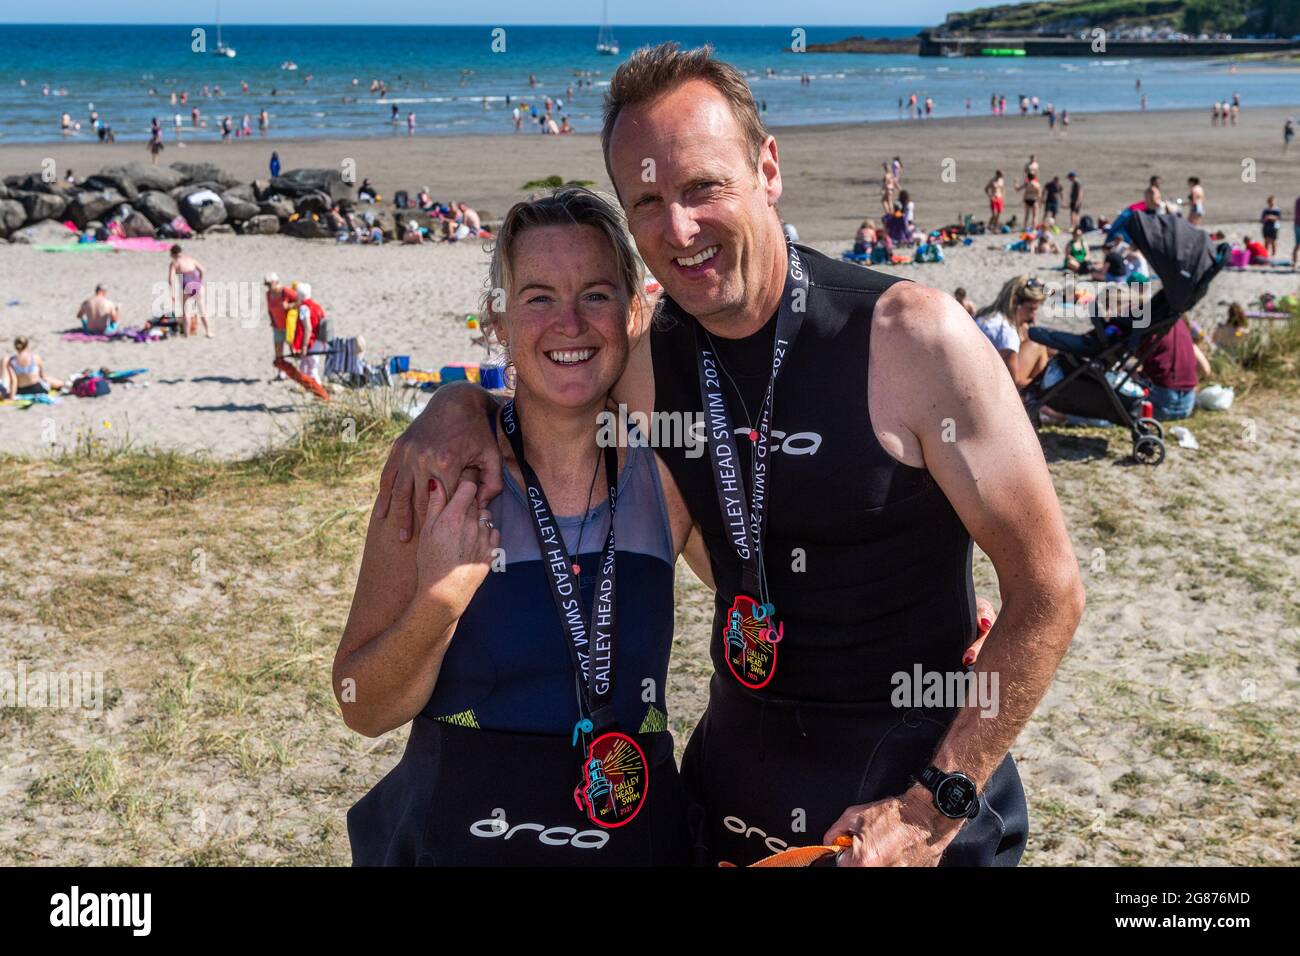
xmin=213 ymin=0 xmax=237 ymax=58
xmin=596 ymin=0 xmax=619 ymax=56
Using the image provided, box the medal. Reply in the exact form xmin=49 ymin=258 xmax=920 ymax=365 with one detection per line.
xmin=502 ymin=400 xmax=647 ymax=830
xmin=573 ymin=731 xmax=649 ymax=828
xmin=694 ymin=237 xmax=808 ymax=686
xmin=722 ymin=594 xmax=780 ymax=689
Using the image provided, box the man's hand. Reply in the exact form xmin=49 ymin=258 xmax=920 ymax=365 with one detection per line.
xmin=822 ymin=788 xmax=963 ymax=867
xmin=375 ymin=382 xmax=501 ymax=542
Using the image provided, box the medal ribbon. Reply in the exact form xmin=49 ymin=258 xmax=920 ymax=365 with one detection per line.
xmin=693 ymin=238 xmax=809 ymax=605
xmin=501 ymin=400 xmax=620 ymax=733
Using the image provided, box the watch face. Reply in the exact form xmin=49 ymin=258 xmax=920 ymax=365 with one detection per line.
xmin=934 ymin=774 xmax=978 ymax=818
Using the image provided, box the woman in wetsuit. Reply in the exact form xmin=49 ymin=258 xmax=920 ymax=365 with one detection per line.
xmin=336 ymin=188 xmax=708 ymax=866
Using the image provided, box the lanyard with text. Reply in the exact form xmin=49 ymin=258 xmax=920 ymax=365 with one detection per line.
xmin=501 ymin=400 xmax=649 ymax=828
xmin=693 ymin=238 xmax=809 ymax=688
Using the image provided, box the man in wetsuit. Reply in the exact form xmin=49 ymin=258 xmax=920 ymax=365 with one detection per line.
xmin=375 ymin=43 xmax=1085 ymax=867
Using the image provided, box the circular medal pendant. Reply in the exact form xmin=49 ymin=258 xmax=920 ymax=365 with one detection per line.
xmin=722 ymin=594 xmax=778 ymax=689
xmin=748 ymin=429 xmax=759 ymax=442
xmin=571 ymin=563 xmax=581 ymax=576
xmin=573 ymin=732 xmax=649 ymax=829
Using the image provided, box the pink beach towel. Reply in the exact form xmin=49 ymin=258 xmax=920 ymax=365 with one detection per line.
xmin=106 ymin=237 xmax=174 ymax=252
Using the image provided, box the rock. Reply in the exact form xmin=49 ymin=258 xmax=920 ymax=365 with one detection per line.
xmin=0 ymin=180 xmax=7 ymax=200
xmin=285 ymin=216 xmax=331 ymax=239
xmin=251 ymin=178 xmax=271 ymax=201
xmin=169 ymin=161 xmax=242 ymax=188
xmin=98 ymin=162 xmax=186 ymax=192
xmin=14 ymin=174 xmax=76 ymax=197
xmin=220 ymin=192 xmax=259 ymax=222
xmin=0 ymin=199 xmax=27 ymax=236
xmin=180 ymin=193 xmax=227 ymax=231
xmin=258 ymin=197 xmax=294 ymax=220
xmin=203 ymin=223 xmax=235 ymax=235
xmin=294 ymin=191 xmax=332 ymax=216
xmin=66 ymin=188 xmax=127 ymax=229
xmin=83 ymin=173 xmax=140 ymax=203
xmin=7 ymin=219 xmax=77 ymax=245
xmin=136 ymin=190 xmax=181 ymax=227
xmin=270 ymin=168 xmax=352 ymax=203
xmin=19 ymin=190 xmax=68 ymax=223
xmin=121 ymin=210 xmax=156 ymax=238
xmin=222 ymin=183 xmax=255 ymax=203
xmin=240 ymin=214 xmax=281 ymax=235
xmin=171 ymin=181 xmax=228 ymax=202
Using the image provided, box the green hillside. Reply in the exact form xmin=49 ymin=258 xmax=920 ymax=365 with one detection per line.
xmin=941 ymin=0 xmax=1300 ymax=36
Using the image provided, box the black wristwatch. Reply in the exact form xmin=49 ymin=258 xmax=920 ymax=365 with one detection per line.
xmin=914 ymin=766 xmax=981 ymax=819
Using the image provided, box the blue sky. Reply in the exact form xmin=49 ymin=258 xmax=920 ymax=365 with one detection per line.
xmin=0 ymin=1 xmax=959 ymax=25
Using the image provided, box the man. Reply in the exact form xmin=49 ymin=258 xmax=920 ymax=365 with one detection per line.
xmin=375 ymin=44 xmax=1084 ymax=867
xmin=76 ymin=284 xmax=121 ymax=335
xmin=1016 ymin=172 xmax=1041 ymax=230
xmin=985 ymin=169 xmax=1005 ymax=231
xmin=1187 ymin=177 xmax=1206 ymax=226
xmin=1067 ymin=171 xmax=1083 ymax=229
xmin=264 ymin=273 xmax=297 ymax=376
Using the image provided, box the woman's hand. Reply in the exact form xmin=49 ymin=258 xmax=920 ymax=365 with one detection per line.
xmin=414 ymin=479 xmax=500 ymax=622
xmin=964 ymin=596 xmax=998 ymax=666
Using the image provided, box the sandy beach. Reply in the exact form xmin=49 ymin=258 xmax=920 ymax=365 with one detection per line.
xmin=2 ymin=104 xmax=1298 ymax=458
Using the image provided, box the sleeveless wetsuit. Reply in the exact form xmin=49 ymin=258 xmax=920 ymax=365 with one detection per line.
xmin=651 ymin=245 xmax=1028 ymax=866
xmin=347 ymin=438 xmax=692 ymax=866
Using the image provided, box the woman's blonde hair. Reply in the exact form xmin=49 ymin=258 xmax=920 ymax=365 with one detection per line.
xmin=975 ymin=275 xmax=1045 ymax=322
xmin=483 ymin=186 xmax=646 ymax=334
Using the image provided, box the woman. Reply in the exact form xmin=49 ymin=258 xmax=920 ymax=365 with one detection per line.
xmin=1260 ymin=196 xmax=1281 ymax=258
xmin=167 ymin=245 xmax=211 ymax=338
xmin=1212 ymin=302 xmax=1249 ymax=352
xmin=8 ymin=336 xmax=65 ymax=395
xmin=336 ymin=188 xmax=706 ymax=866
xmin=1063 ymin=227 xmax=1090 ymax=274
xmin=973 ymin=275 xmax=1050 ymax=391
xmin=147 ymin=117 xmax=164 ymax=165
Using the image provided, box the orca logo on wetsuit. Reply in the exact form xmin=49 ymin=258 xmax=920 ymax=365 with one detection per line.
xmin=470 ymin=812 xmax=610 ymax=849
xmin=722 ymin=814 xmax=789 ymax=855
xmin=737 ymin=428 xmax=822 ymax=456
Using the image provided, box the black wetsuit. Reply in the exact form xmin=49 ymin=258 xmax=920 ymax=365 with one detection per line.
xmin=651 ymin=245 xmax=1028 ymax=866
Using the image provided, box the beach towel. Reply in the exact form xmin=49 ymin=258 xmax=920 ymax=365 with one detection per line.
xmin=60 ymin=326 xmax=155 ymax=343
xmin=324 ymin=338 xmax=364 ymax=383
xmin=106 ymin=237 xmax=174 ymax=252
xmin=274 ymin=358 xmax=330 ymax=401
xmin=36 ymin=243 xmax=113 ymax=253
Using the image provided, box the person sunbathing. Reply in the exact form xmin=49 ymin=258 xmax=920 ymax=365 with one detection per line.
xmin=76 ymin=284 xmax=122 ymax=335
xmin=8 ymin=336 xmax=65 ymax=395
xmin=1091 ymin=237 xmax=1131 ymax=283
xmin=1063 ymin=228 xmax=1090 ymax=274
xmin=1033 ymin=227 xmax=1059 ymax=255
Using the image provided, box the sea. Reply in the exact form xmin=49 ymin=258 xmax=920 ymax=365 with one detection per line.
xmin=0 ymin=23 xmax=1295 ymax=143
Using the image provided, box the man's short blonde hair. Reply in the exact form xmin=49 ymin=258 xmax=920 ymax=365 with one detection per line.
xmin=601 ymin=42 xmax=768 ymax=184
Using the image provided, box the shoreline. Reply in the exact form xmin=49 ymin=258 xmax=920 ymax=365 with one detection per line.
xmin=3 ymin=99 xmax=1300 ymax=149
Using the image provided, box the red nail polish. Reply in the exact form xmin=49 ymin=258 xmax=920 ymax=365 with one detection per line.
xmin=979 ymin=617 xmax=993 ymax=631
xmin=428 ymin=478 xmax=438 ymax=492
xmin=963 ymin=651 xmax=976 ymax=666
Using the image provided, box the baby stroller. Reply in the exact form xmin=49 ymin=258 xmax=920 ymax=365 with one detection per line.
xmin=1022 ymin=210 xmax=1229 ymax=466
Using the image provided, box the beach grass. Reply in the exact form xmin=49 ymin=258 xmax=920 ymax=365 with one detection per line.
xmin=1 ymin=380 xmax=1297 ymax=865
